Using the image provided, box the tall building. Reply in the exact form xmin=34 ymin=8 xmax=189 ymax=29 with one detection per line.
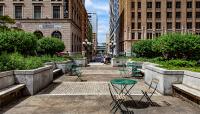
xmin=88 ymin=12 xmax=98 ymax=54
xmin=109 ymin=0 xmax=119 ymax=56
xmin=119 ymin=0 xmax=200 ymax=56
xmin=0 ymin=0 xmax=88 ymax=55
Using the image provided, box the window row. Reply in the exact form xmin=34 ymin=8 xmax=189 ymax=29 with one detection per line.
xmin=0 ymin=5 xmax=61 ymax=19
xmin=131 ymin=22 xmax=200 ymax=30
xmin=131 ymin=1 xmax=200 ymax=9
xmin=131 ymin=12 xmax=200 ymax=19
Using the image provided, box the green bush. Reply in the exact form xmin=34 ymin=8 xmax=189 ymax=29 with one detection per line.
xmin=37 ymin=37 xmax=65 ymax=55
xmin=40 ymin=55 xmax=67 ymax=63
xmin=152 ymin=33 xmax=200 ymax=60
xmin=164 ymin=59 xmax=196 ymax=67
xmin=0 ymin=53 xmax=43 ymax=72
xmin=132 ymin=40 xmax=160 ymax=58
xmin=0 ymin=31 xmax=37 ymax=55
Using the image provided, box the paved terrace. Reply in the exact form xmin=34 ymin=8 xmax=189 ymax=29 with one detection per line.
xmin=0 ymin=63 xmax=200 ymax=114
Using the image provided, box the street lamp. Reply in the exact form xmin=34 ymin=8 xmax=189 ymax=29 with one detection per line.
xmin=109 ymin=40 xmax=116 ymax=58
xmin=82 ymin=39 xmax=92 ymax=58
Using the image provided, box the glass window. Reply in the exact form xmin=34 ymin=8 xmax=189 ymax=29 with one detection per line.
xmin=147 ymin=33 xmax=152 ymax=39
xmin=176 ymin=12 xmax=181 ymax=18
xmin=132 ymin=33 xmax=135 ymax=39
xmin=156 ymin=12 xmax=161 ymax=18
xmin=131 ymin=23 xmax=135 ymax=29
xmin=147 ymin=2 xmax=152 ymax=8
xmin=196 ymin=12 xmax=200 ymax=18
xmin=34 ymin=6 xmax=41 ymax=19
xmin=138 ymin=32 xmax=142 ymax=39
xmin=0 ymin=6 xmax=3 ymax=16
xmin=167 ymin=12 xmax=172 ymax=18
xmin=187 ymin=12 xmax=192 ymax=18
xmin=147 ymin=22 xmax=152 ymax=29
xmin=156 ymin=22 xmax=161 ymax=29
xmin=187 ymin=22 xmax=192 ymax=29
xmin=167 ymin=2 xmax=172 ymax=8
xmin=156 ymin=2 xmax=161 ymax=8
xmin=138 ymin=12 xmax=141 ymax=18
xmin=15 ymin=6 xmax=22 ymax=19
xmin=147 ymin=12 xmax=152 ymax=18
xmin=138 ymin=22 xmax=141 ymax=29
xmin=196 ymin=22 xmax=200 ymax=29
xmin=176 ymin=22 xmax=181 ymax=29
xmin=53 ymin=6 xmax=60 ymax=19
xmin=187 ymin=2 xmax=192 ymax=8
xmin=131 ymin=2 xmax=135 ymax=9
xmin=167 ymin=22 xmax=172 ymax=29
xmin=138 ymin=2 xmax=141 ymax=9
xmin=196 ymin=2 xmax=200 ymax=8
xmin=176 ymin=2 xmax=181 ymax=8
xmin=131 ymin=12 xmax=135 ymax=18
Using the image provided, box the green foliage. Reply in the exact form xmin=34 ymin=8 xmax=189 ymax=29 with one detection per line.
xmin=0 ymin=53 xmax=43 ymax=72
xmin=37 ymin=37 xmax=65 ymax=55
xmin=40 ymin=55 xmax=68 ymax=63
xmin=152 ymin=33 xmax=200 ymax=60
xmin=132 ymin=40 xmax=160 ymax=57
xmin=0 ymin=31 xmax=38 ymax=55
xmin=0 ymin=15 xmax=15 ymax=24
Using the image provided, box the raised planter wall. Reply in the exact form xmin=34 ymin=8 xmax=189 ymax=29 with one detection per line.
xmin=144 ymin=64 xmax=184 ymax=95
xmin=55 ymin=61 xmax=72 ymax=74
xmin=14 ymin=65 xmax=53 ymax=95
xmin=74 ymin=57 xmax=87 ymax=67
xmin=183 ymin=71 xmax=200 ymax=91
xmin=111 ymin=58 xmax=127 ymax=67
xmin=0 ymin=71 xmax=14 ymax=90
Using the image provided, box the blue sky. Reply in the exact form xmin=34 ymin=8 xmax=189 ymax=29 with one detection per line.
xmin=85 ymin=0 xmax=109 ymax=43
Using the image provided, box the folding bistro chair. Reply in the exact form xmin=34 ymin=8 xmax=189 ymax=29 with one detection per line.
xmin=108 ymin=84 xmax=134 ymax=114
xmin=139 ymin=78 xmax=159 ymax=105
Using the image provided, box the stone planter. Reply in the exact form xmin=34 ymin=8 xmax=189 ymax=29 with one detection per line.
xmin=14 ymin=65 xmax=53 ymax=95
xmin=144 ymin=64 xmax=184 ymax=95
xmin=111 ymin=58 xmax=128 ymax=67
xmin=74 ymin=57 xmax=87 ymax=67
xmin=55 ymin=61 xmax=72 ymax=73
xmin=0 ymin=71 xmax=14 ymax=90
xmin=183 ymin=71 xmax=200 ymax=91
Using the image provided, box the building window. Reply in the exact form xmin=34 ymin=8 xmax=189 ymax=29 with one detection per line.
xmin=156 ymin=33 xmax=161 ymax=37
xmin=176 ymin=2 xmax=181 ymax=8
xmin=138 ymin=12 xmax=141 ymax=18
xmin=132 ymin=33 xmax=135 ymax=39
xmin=138 ymin=32 xmax=141 ymax=39
xmin=187 ymin=22 xmax=192 ymax=29
xmin=167 ymin=12 xmax=172 ymax=18
xmin=147 ymin=2 xmax=152 ymax=9
xmin=167 ymin=22 xmax=172 ymax=29
xmin=187 ymin=2 xmax=192 ymax=8
xmin=196 ymin=2 xmax=200 ymax=8
xmin=187 ymin=12 xmax=192 ymax=18
xmin=147 ymin=22 xmax=152 ymax=29
xmin=138 ymin=2 xmax=141 ymax=9
xmin=156 ymin=2 xmax=161 ymax=9
xmin=34 ymin=31 xmax=43 ymax=39
xmin=138 ymin=22 xmax=141 ymax=29
xmin=0 ymin=6 xmax=3 ymax=16
xmin=131 ymin=2 xmax=135 ymax=9
xmin=176 ymin=12 xmax=181 ymax=19
xmin=147 ymin=12 xmax=152 ymax=18
xmin=156 ymin=12 xmax=161 ymax=19
xmin=176 ymin=22 xmax=181 ymax=29
xmin=167 ymin=2 xmax=172 ymax=8
xmin=34 ymin=6 xmax=41 ymax=19
xmin=156 ymin=22 xmax=161 ymax=29
xmin=15 ymin=6 xmax=22 ymax=19
xmin=147 ymin=33 xmax=152 ymax=39
xmin=131 ymin=23 xmax=135 ymax=29
xmin=196 ymin=12 xmax=200 ymax=18
xmin=131 ymin=12 xmax=135 ymax=18
xmin=53 ymin=6 xmax=60 ymax=19
xmin=52 ymin=31 xmax=62 ymax=39
xmin=196 ymin=22 xmax=200 ymax=29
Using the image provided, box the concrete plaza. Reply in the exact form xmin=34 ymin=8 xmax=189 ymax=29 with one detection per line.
xmin=0 ymin=63 xmax=200 ymax=114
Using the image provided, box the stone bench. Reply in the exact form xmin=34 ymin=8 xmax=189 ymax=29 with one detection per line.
xmin=0 ymin=71 xmax=25 ymax=107
xmin=172 ymin=84 xmax=200 ymax=105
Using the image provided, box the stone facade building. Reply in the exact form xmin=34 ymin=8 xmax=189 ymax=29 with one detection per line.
xmin=119 ymin=0 xmax=200 ymax=56
xmin=0 ymin=0 xmax=88 ymax=55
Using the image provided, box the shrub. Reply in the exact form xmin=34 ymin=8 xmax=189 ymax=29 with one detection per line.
xmin=0 ymin=53 xmax=43 ymax=72
xmin=132 ymin=40 xmax=159 ymax=58
xmin=164 ymin=59 xmax=197 ymax=67
xmin=40 ymin=55 xmax=67 ymax=63
xmin=152 ymin=33 xmax=200 ymax=60
xmin=37 ymin=37 xmax=65 ymax=55
xmin=0 ymin=31 xmax=38 ymax=55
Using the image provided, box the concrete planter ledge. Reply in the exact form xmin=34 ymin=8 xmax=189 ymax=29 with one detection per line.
xmin=14 ymin=65 xmax=53 ymax=95
xmin=144 ymin=64 xmax=184 ymax=95
xmin=0 ymin=71 xmax=14 ymax=78
xmin=183 ymin=71 xmax=200 ymax=91
xmin=14 ymin=65 xmax=53 ymax=75
xmin=144 ymin=65 xmax=184 ymax=75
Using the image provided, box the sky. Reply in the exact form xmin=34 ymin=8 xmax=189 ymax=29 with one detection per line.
xmin=85 ymin=0 xmax=109 ymax=43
